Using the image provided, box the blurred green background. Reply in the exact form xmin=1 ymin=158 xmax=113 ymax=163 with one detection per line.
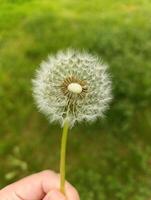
xmin=0 ymin=0 xmax=151 ymax=199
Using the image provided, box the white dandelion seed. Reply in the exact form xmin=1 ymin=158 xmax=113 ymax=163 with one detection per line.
xmin=32 ymin=49 xmax=112 ymax=127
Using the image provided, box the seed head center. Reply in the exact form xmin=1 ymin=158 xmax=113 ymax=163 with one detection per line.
xmin=67 ymin=83 xmax=82 ymax=94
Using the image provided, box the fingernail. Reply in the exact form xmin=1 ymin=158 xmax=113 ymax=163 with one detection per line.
xmin=43 ymin=189 xmax=66 ymax=200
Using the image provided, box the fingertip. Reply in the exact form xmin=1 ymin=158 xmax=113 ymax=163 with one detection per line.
xmin=65 ymin=182 xmax=80 ymax=200
xmin=38 ymin=171 xmax=80 ymax=200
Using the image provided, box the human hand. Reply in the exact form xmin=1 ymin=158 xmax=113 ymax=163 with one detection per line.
xmin=0 ymin=170 xmax=80 ymax=200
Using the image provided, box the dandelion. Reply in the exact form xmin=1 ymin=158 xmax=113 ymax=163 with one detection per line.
xmin=32 ymin=49 xmax=112 ymax=194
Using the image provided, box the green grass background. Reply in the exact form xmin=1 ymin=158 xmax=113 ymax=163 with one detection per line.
xmin=0 ymin=0 xmax=151 ymax=199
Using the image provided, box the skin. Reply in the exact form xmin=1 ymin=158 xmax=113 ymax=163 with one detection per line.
xmin=0 ymin=170 xmax=80 ymax=200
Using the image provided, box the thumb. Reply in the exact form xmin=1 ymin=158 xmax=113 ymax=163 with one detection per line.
xmin=43 ymin=189 xmax=66 ymax=200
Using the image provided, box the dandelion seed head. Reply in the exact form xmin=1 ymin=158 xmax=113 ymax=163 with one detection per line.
xmin=32 ymin=49 xmax=112 ymax=127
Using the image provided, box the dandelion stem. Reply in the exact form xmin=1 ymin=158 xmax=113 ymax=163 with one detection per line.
xmin=60 ymin=119 xmax=69 ymax=194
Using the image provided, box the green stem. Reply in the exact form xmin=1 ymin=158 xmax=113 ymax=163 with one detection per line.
xmin=60 ymin=119 xmax=69 ymax=194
